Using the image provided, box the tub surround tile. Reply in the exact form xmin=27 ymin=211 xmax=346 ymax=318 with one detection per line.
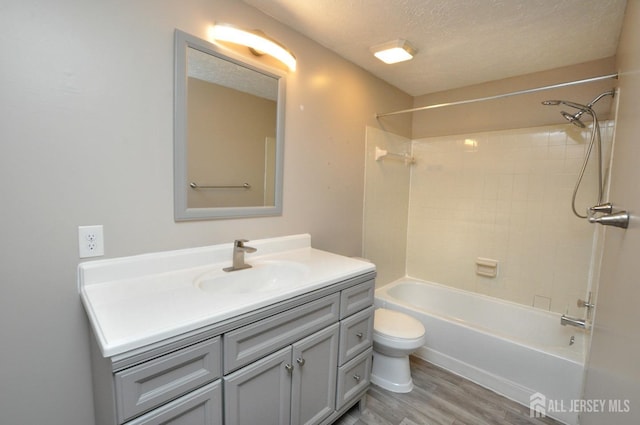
xmin=402 ymin=122 xmax=612 ymax=314
xmin=533 ymin=295 xmax=552 ymax=311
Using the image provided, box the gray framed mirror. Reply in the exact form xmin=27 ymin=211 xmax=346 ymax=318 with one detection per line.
xmin=174 ymin=29 xmax=285 ymax=220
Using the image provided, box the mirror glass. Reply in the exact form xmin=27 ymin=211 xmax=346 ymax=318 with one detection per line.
xmin=174 ymin=30 xmax=285 ymax=220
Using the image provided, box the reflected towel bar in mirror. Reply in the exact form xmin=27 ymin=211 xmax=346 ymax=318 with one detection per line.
xmin=190 ymin=182 xmax=251 ymax=189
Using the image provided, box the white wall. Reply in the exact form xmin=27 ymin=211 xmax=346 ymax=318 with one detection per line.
xmin=0 ymin=1 xmax=411 ymax=424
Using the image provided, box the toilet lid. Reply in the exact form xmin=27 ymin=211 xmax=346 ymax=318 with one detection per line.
xmin=374 ymin=308 xmax=425 ymax=339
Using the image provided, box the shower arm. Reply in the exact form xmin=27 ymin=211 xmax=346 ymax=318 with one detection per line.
xmin=568 ymin=89 xmax=616 ymax=121
xmin=587 ymin=89 xmax=616 ymax=108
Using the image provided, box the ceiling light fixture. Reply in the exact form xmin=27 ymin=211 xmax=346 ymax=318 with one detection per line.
xmin=370 ymin=39 xmax=417 ymax=64
xmin=208 ymin=23 xmax=297 ymax=72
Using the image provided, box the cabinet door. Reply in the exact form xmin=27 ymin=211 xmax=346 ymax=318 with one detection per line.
xmin=126 ymin=380 xmax=222 ymax=425
xmin=290 ymin=324 xmax=339 ymax=425
xmin=224 ymin=347 xmax=292 ymax=425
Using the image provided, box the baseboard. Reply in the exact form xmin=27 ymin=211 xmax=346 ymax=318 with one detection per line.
xmin=413 ymin=347 xmax=577 ymax=425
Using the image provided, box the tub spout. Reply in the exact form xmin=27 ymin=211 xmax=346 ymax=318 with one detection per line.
xmin=561 ymin=315 xmax=588 ymax=329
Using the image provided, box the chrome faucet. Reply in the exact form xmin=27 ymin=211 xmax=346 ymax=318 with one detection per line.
xmin=560 ymin=315 xmax=588 ymax=330
xmin=223 ymin=239 xmax=257 ymax=272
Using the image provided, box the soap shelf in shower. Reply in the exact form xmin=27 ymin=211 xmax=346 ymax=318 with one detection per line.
xmin=375 ymin=147 xmax=415 ymax=165
xmin=476 ymin=257 xmax=498 ymax=278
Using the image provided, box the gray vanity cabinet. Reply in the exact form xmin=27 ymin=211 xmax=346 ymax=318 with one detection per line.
xmin=88 ymin=273 xmax=375 ymax=425
xmin=225 ymin=324 xmax=339 ymax=425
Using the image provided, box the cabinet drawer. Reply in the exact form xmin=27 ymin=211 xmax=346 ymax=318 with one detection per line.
xmin=338 ymin=306 xmax=374 ymax=365
xmin=339 ymin=280 xmax=374 ymax=318
xmin=224 ymin=294 xmax=340 ymax=373
xmin=126 ymin=380 xmax=222 ymax=425
xmin=336 ymin=348 xmax=372 ymax=410
xmin=115 ymin=337 xmax=221 ymax=423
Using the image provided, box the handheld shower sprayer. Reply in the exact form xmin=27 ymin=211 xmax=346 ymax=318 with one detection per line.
xmin=560 ymin=111 xmax=586 ymax=128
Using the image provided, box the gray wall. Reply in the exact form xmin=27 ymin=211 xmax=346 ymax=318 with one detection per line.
xmin=0 ymin=1 xmax=411 ymax=424
xmin=582 ymin=1 xmax=640 ymax=423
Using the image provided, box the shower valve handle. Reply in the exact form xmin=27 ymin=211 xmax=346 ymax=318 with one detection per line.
xmin=588 ymin=211 xmax=630 ymax=229
xmin=587 ymin=203 xmax=630 ymax=229
xmin=588 ymin=202 xmax=613 ymax=214
xmin=578 ymin=291 xmax=595 ymax=310
xmin=578 ymin=299 xmax=595 ymax=309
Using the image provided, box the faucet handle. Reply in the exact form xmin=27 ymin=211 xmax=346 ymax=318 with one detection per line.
xmin=234 ymin=239 xmax=257 ymax=253
xmin=588 ymin=202 xmax=613 ymax=215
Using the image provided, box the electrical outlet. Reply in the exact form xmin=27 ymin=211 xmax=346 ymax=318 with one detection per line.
xmin=78 ymin=225 xmax=104 ymax=258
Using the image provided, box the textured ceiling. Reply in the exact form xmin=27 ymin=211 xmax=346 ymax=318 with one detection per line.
xmin=243 ymin=0 xmax=627 ymax=96
xmin=188 ymin=47 xmax=278 ymax=100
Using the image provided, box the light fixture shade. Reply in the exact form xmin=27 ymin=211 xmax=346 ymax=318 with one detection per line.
xmin=208 ymin=24 xmax=297 ymax=71
xmin=371 ymin=39 xmax=416 ymax=64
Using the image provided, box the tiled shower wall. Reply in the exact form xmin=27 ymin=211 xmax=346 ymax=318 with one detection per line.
xmin=365 ymin=122 xmax=614 ymax=316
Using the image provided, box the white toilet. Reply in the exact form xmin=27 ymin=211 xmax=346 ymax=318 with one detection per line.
xmin=371 ymin=308 xmax=426 ymax=393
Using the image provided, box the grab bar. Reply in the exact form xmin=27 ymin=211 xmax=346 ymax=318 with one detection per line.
xmin=190 ymin=182 xmax=251 ymax=190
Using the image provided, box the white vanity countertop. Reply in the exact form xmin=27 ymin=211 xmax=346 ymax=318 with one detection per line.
xmin=78 ymin=234 xmax=375 ymax=357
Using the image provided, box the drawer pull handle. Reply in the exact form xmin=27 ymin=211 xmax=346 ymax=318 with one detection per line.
xmin=356 ymin=332 xmax=364 ymax=339
xmin=296 ymin=357 xmax=305 ymax=366
xmin=285 ymin=364 xmax=293 ymax=373
xmin=353 ymin=374 xmax=361 ymax=382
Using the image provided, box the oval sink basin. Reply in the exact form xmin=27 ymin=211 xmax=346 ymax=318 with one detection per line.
xmin=194 ymin=260 xmax=310 ymax=295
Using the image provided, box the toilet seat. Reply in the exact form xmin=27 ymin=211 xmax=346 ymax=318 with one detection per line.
xmin=374 ymin=308 xmax=425 ymax=339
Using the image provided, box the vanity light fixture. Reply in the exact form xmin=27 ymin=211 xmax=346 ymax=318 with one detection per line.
xmin=370 ymin=39 xmax=416 ymax=64
xmin=208 ymin=23 xmax=297 ymax=71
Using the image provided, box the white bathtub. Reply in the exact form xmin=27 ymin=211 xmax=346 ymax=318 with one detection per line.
xmin=375 ymin=278 xmax=586 ymax=425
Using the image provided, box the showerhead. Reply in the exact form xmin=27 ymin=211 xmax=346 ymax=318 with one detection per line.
xmin=541 ymin=90 xmax=615 ymax=128
xmin=561 ymin=110 xmax=586 ymax=128
xmin=542 ymin=99 xmax=591 ymax=127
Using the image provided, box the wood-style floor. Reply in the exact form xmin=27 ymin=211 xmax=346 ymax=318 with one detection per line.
xmin=335 ymin=356 xmax=563 ymax=425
